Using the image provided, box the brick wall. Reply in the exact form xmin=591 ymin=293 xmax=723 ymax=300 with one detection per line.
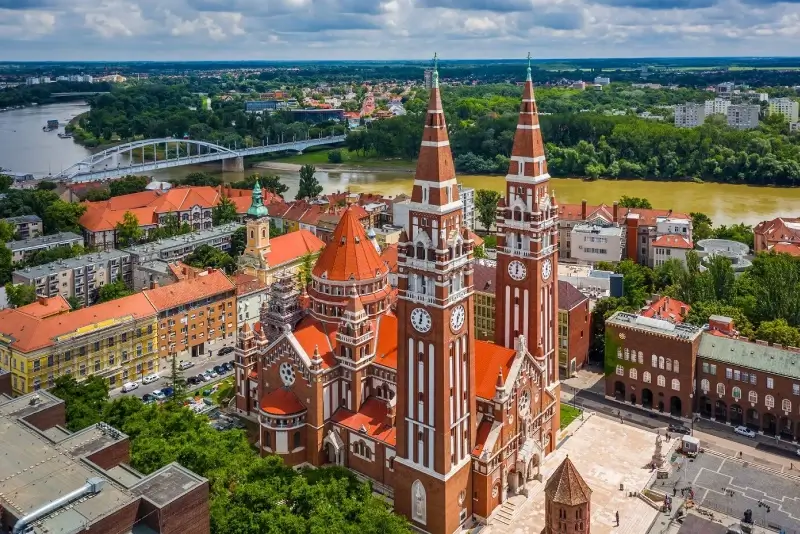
xmin=567 ymin=301 xmax=591 ymax=372
xmin=86 ymin=438 xmax=131 ymax=470
xmin=22 ymin=401 xmax=66 ymax=431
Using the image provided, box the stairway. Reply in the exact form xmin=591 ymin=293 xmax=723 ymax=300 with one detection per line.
xmin=492 ymin=500 xmax=518 ymax=526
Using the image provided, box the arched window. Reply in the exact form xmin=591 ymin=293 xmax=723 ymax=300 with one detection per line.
xmin=782 ymin=399 xmax=791 ymax=413
xmin=658 ymin=356 xmax=665 ymax=369
xmin=732 ymin=386 xmax=742 ymax=400
xmin=264 ymin=431 xmax=271 ymax=448
xmin=657 ymin=375 xmax=666 ymax=387
xmin=666 ymin=359 xmax=672 ymax=372
xmin=674 ymin=360 xmax=680 ymax=373
xmin=643 ymin=371 xmax=651 ymax=383
xmin=749 ymin=391 xmax=758 ymax=404
xmin=700 ymin=379 xmax=710 ymax=393
xmin=624 ymin=348 xmax=630 ymax=360
xmin=411 ymin=480 xmax=427 ymax=525
xmin=629 ymin=368 xmax=638 ymax=380
xmin=638 ymin=351 xmax=644 ymax=364
xmin=652 ymin=354 xmax=658 ymax=367
xmin=616 ymin=365 xmax=624 ymax=376
xmin=293 ymin=431 xmax=301 ymax=449
xmin=765 ymin=395 xmax=775 ymax=409
xmin=617 ymin=347 xmax=623 ymax=359
xmin=671 ymin=379 xmax=680 ymax=391
xmin=365 ymin=448 xmax=372 ymax=460
xmin=716 ymin=383 xmax=726 ymax=396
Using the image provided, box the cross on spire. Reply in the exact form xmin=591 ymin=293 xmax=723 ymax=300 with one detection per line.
xmin=526 ymin=52 xmax=532 ymax=82
xmin=432 ymin=52 xmax=439 ymax=88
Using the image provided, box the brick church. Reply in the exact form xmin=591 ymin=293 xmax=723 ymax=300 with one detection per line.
xmin=234 ymin=59 xmax=562 ymax=533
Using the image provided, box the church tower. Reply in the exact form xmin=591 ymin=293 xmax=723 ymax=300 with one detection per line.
xmin=544 ymin=456 xmax=592 ymax=534
xmin=394 ymin=55 xmax=477 ymax=534
xmin=494 ymin=55 xmax=560 ymax=386
xmin=239 ymin=179 xmax=272 ymax=283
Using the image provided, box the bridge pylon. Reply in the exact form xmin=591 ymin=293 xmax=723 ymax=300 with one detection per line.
xmin=222 ymin=156 xmax=244 ymax=173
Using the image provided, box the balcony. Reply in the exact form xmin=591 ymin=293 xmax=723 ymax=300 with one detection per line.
xmin=444 ymin=287 xmax=472 ymax=307
xmin=499 ymin=247 xmax=533 ymax=259
xmin=336 ymin=331 xmax=374 ymax=346
xmin=442 ymin=254 xmax=470 ymax=272
xmin=501 ymin=219 xmax=530 ymax=231
xmin=404 ymin=257 xmax=436 ymax=271
xmin=401 ymin=290 xmax=436 ymax=306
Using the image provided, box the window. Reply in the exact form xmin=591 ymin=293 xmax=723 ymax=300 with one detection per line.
xmin=616 ymin=365 xmax=624 ymax=376
xmin=732 ymin=387 xmax=742 ymax=400
xmin=657 ymin=375 xmax=665 ymax=387
xmin=782 ymin=399 xmax=791 ymax=413
xmin=767 ymin=377 xmax=774 ymax=389
xmin=765 ymin=395 xmax=775 ymax=409
xmin=700 ymin=379 xmax=710 ymax=392
xmin=666 ymin=359 xmax=672 ymax=372
xmin=652 ymin=354 xmax=658 ymax=367
xmin=733 ymin=370 xmax=740 ymax=381
xmin=293 ymin=431 xmax=301 ymax=449
xmin=624 ymin=348 xmax=629 ymax=360
xmin=629 ymin=368 xmax=637 ymax=380
xmin=715 ymin=382 xmax=726 ymax=396
xmin=702 ymin=362 xmax=709 ymax=373
xmin=726 ymin=368 xmax=733 ymax=379
xmin=658 ymin=356 xmax=665 ymax=369
xmin=643 ymin=371 xmax=651 ymax=383
xmin=794 ymin=384 xmax=800 ymax=396
xmin=750 ymin=374 xmax=757 ymax=385
xmin=749 ymin=391 xmax=758 ymax=404
xmin=673 ymin=360 xmax=679 ymax=373
xmin=710 ymin=364 xmax=717 ymax=375
xmin=742 ymin=372 xmax=749 ymax=383
xmin=671 ymin=379 xmax=680 ymax=391
xmin=617 ymin=347 xmax=622 ymax=358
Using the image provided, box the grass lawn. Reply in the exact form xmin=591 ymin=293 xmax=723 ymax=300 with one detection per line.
xmin=187 ymin=376 xmax=234 ymax=405
xmin=275 ymin=147 xmax=415 ymax=170
xmin=560 ymin=403 xmax=583 ymax=429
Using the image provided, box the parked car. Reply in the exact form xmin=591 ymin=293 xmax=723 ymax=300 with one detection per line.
xmin=142 ymin=393 xmax=155 ymax=403
xmin=122 ymin=382 xmax=139 ymax=393
xmin=151 ymin=390 xmax=166 ymax=401
xmin=223 ymin=362 xmax=234 ymax=372
xmin=199 ymin=373 xmax=211 ymax=382
xmin=187 ymin=376 xmax=201 ymax=386
xmin=219 ymin=346 xmax=235 ymax=356
xmin=207 ymin=370 xmax=218 ymax=378
xmin=162 ymin=387 xmax=174 ymax=398
xmin=179 ymin=361 xmax=194 ymax=370
xmin=214 ymin=365 xmax=226 ymax=375
xmin=142 ymin=373 xmax=159 ymax=385
xmin=734 ymin=425 xmax=757 ymax=438
xmin=668 ymin=424 xmax=691 ymax=436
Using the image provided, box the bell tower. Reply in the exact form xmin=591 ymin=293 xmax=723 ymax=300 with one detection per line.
xmin=239 ymin=179 xmax=273 ymax=283
xmin=494 ymin=55 xmax=560 ymax=386
xmin=394 ymin=54 xmax=477 ymax=534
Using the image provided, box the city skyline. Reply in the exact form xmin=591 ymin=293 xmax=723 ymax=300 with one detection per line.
xmin=2 ymin=0 xmax=800 ymax=61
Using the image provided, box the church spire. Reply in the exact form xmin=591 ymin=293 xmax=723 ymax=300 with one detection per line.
xmin=247 ymin=178 xmax=269 ymax=218
xmin=526 ymin=52 xmax=532 ymax=82
xmin=410 ymin=53 xmax=459 ymax=207
xmin=507 ymin=54 xmax=549 ymax=183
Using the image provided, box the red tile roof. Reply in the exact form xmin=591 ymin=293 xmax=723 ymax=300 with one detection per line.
xmin=558 ymin=280 xmax=588 ymax=311
xmin=472 ymin=419 xmax=494 ymax=456
xmin=755 ymin=217 xmax=800 ymax=247
xmin=641 ymin=296 xmax=690 ymax=323
xmin=17 ymin=295 xmax=71 ymax=319
xmin=558 ymin=203 xmax=689 ymax=227
xmin=380 ymin=244 xmax=398 ymax=274
xmin=312 ymin=206 xmax=388 ymax=282
xmin=331 ymin=397 xmax=396 ymax=446
xmin=474 ymin=340 xmax=516 ymax=400
xmin=233 ymin=273 xmax=268 ymax=296
xmin=473 ymin=261 xmax=497 ymax=295
xmin=263 ymin=229 xmax=325 ymax=268
xmin=260 ymin=388 xmax=306 ymax=415
xmin=373 ymin=313 xmax=398 ymax=370
xmin=143 ymin=269 xmax=234 ymax=311
xmin=292 ymin=316 xmax=338 ymax=369
xmin=769 ymin=242 xmax=800 ymax=256
xmin=653 ymin=234 xmax=693 ymax=250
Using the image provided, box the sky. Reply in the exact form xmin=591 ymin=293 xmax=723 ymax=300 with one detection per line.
xmin=1 ymin=0 xmax=799 ymax=61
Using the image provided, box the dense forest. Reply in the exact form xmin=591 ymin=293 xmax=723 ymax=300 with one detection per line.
xmin=0 ymin=81 xmax=112 ymax=108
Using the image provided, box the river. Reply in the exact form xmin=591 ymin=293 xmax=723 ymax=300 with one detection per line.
xmin=0 ymin=102 xmax=796 ymax=226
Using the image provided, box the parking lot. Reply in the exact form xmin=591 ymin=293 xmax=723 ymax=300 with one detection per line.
xmin=652 ymin=452 xmax=800 ymax=533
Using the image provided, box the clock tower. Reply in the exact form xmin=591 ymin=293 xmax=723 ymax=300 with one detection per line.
xmin=394 ymin=55 xmax=477 ymax=534
xmin=495 ymin=56 xmax=560 ymax=387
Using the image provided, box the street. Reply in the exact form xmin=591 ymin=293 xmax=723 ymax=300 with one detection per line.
xmin=110 ymin=347 xmax=237 ymax=399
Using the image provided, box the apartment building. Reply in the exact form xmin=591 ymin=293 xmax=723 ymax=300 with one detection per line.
xmin=558 ymin=281 xmax=591 ymax=376
xmin=123 ymin=222 xmax=241 ymax=265
xmin=0 ymin=390 xmax=210 ymax=534
xmin=727 ymin=104 xmax=761 ymax=130
xmin=143 ymin=268 xmax=236 ymax=360
xmin=754 ymin=216 xmax=800 ymax=256
xmin=569 ymin=223 xmax=624 ymax=263
xmin=233 ymin=273 xmax=268 ymax=328
xmin=12 ymin=250 xmax=132 ymax=306
xmin=0 ymin=294 xmax=159 ymax=395
xmin=2 ymin=214 xmax=42 ymax=240
xmin=704 ymin=98 xmax=731 ymax=117
xmin=6 ymin=231 xmax=83 ymax=264
xmin=674 ymin=103 xmax=706 ymax=127
xmin=769 ymin=98 xmax=799 ymax=123
xmin=458 ymin=184 xmax=476 ymax=229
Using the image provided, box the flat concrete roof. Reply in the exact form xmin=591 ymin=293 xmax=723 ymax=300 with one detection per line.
xmin=13 ymin=249 xmax=131 ymax=280
xmin=122 ymin=222 xmax=241 ymax=256
xmin=130 ymin=463 xmax=206 ymax=507
xmin=6 ymin=232 xmax=82 ymax=252
xmin=607 ymin=311 xmax=703 ymax=340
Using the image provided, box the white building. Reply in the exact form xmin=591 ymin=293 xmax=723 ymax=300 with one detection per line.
xmin=769 ymin=98 xmax=799 ymax=123
xmin=652 ymin=234 xmax=693 ymax=268
xmin=704 ymin=98 xmax=731 ymax=117
xmin=594 ymin=76 xmax=611 ymax=86
xmin=674 ymin=103 xmax=706 ymax=128
xmin=234 ymin=274 xmax=268 ymax=328
xmin=791 ymin=122 xmax=800 ymax=133
xmin=569 ymin=223 xmax=624 ymax=264
xmin=716 ymin=82 xmax=735 ymax=98
xmin=458 ymin=184 xmax=475 ymax=229
xmin=727 ymin=104 xmax=761 ymax=130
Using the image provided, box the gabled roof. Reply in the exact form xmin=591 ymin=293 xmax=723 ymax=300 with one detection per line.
xmin=641 ymin=296 xmax=689 ymax=323
xmin=755 ymin=217 xmax=800 ymax=244
xmin=474 ymin=340 xmax=516 ymax=400
xmin=697 ymin=333 xmax=800 ymax=380
xmin=233 ymin=273 xmax=268 ymax=297
xmin=380 ymin=244 xmax=398 ymax=274
xmin=263 ymin=229 xmax=325 ymax=268
xmin=291 ymin=316 xmax=338 ymax=369
xmin=143 ymin=269 xmax=234 ymax=311
xmin=16 ymin=295 xmax=71 ymax=319
xmin=653 ymin=234 xmax=693 ymax=250
xmin=545 ymin=456 xmax=592 ymax=505
xmin=558 ymin=203 xmax=689 ymax=227
xmin=311 ymin=206 xmax=388 ymax=282
xmin=769 ymin=242 xmax=800 ymax=256
xmin=558 ymin=280 xmax=588 ymax=311
xmin=331 ymin=397 xmax=396 ymax=446
xmin=373 ymin=313 xmax=398 ymax=370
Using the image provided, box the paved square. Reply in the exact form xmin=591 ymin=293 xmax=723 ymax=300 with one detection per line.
xmin=484 ymin=415 xmax=660 ymax=534
xmin=652 ymin=452 xmax=800 ymax=533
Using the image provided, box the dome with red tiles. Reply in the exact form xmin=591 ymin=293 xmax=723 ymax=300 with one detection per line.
xmin=312 ymin=206 xmax=389 ymax=282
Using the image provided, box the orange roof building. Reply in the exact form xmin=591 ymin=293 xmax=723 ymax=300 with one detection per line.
xmin=544 ymin=456 xmax=592 ymax=534
xmin=0 ymin=292 xmax=160 ymax=395
xmin=755 ymin=217 xmax=800 ymax=254
xmin=641 ymin=295 xmax=690 ymax=323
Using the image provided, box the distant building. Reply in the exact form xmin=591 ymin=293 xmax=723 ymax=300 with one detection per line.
xmin=791 ymin=122 xmax=800 ymax=133
xmin=641 ymin=295 xmax=690 ymax=323
xmin=569 ymin=223 xmax=624 ymax=264
xmin=716 ymin=82 xmax=735 ymax=98
xmin=6 ymin=231 xmax=83 ymax=264
xmin=754 ymin=216 xmax=800 ymax=255
xmin=652 ymin=234 xmax=693 ymax=267
xmin=2 ymin=214 xmax=42 ymax=240
xmin=12 ymin=249 xmax=132 ymax=307
xmin=674 ymin=103 xmax=706 ymax=128
xmin=727 ymin=104 xmax=760 ymax=130
xmin=458 ymin=184 xmax=476 ymax=229
xmin=0 ymin=390 xmax=209 ymax=534
xmin=571 ymin=81 xmax=586 ymax=90
xmin=234 ymin=273 xmax=268 ymax=329
xmin=558 ymin=281 xmax=591 ymax=376
xmin=245 ymin=100 xmax=291 ymax=112
xmin=769 ymin=98 xmax=799 ymax=123
xmin=594 ymin=76 xmax=610 ymax=86
xmin=704 ymin=98 xmax=731 ymax=116
xmin=289 ymin=109 xmax=345 ymax=123
xmin=424 ymin=69 xmax=433 ymax=90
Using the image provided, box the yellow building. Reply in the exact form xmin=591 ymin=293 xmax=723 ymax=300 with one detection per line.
xmin=0 ymin=295 xmax=159 ymax=395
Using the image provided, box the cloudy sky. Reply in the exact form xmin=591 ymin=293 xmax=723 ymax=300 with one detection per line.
xmin=1 ymin=0 xmax=799 ymax=60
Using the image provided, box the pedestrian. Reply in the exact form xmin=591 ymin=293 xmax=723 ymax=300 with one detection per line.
xmin=673 ymin=487 xmax=677 ymax=497
xmin=615 ymin=511 xmax=620 ymax=526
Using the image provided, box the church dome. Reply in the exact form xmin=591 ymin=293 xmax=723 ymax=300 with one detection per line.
xmin=246 ymin=179 xmax=270 ymax=218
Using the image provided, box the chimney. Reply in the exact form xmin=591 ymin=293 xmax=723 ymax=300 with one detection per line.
xmin=613 ymin=201 xmax=619 ymax=221
xmin=38 ymin=296 xmax=47 ymax=306
xmin=581 ymin=199 xmax=587 ymax=220
xmin=150 ymin=280 xmax=159 ymax=290
xmin=680 ymin=305 xmax=687 ymax=316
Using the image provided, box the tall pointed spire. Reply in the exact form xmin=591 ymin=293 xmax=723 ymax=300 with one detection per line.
xmin=247 ymin=178 xmax=269 ymax=218
xmin=507 ymin=53 xmax=549 ymax=184
xmin=411 ymin=53 xmax=459 ymax=207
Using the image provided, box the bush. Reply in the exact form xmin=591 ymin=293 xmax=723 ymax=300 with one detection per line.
xmin=327 ymin=149 xmax=344 ymax=164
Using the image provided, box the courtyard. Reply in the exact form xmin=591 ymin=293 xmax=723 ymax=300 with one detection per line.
xmin=484 ymin=414 xmax=661 ymax=534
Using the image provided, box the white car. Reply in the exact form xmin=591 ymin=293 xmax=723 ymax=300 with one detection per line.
xmin=179 ymin=361 xmax=194 ymax=370
xmin=151 ymin=390 xmax=166 ymax=401
xmin=142 ymin=373 xmax=159 ymax=385
xmin=734 ymin=425 xmax=756 ymax=438
xmin=121 ymin=381 xmax=139 ymax=393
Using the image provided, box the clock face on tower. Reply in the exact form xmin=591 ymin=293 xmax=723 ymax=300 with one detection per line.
xmin=508 ymin=260 xmax=527 ymax=281
xmin=450 ymin=304 xmax=465 ymax=332
xmin=411 ymin=308 xmax=432 ymax=333
xmin=542 ymin=258 xmax=552 ymax=281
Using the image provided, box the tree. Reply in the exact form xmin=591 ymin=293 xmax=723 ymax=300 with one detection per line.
xmin=261 ymin=175 xmax=289 ymax=196
xmin=747 ymin=252 xmax=800 ymax=325
xmin=754 ymin=318 xmax=800 ymax=347
xmin=473 ymin=244 xmax=487 ymax=259
xmin=67 ymin=296 xmax=82 ymax=310
xmin=0 ymin=174 xmax=13 ymax=192
xmin=327 ymin=149 xmax=344 ymax=163
xmin=110 ymin=175 xmax=149 ymax=197
xmin=50 ymin=375 xmax=110 ymax=431
xmin=296 ymin=164 xmax=322 ymax=200
xmin=706 ymin=254 xmax=736 ymax=302
xmin=98 ymin=280 xmax=133 ymax=302
xmin=84 ymin=188 xmax=111 ymax=201
xmin=474 ymin=189 xmax=501 ymax=232
xmin=212 ymin=195 xmax=238 ymax=225
xmin=5 ymin=282 xmax=36 ymax=308
xmin=177 ymin=172 xmax=222 ymax=187
xmin=230 ymin=227 xmax=247 ymax=257
xmin=298 ymin=252 xmax=315 ymax=287
xmin=35 ymin=181 xmax=57 ymax=191
xmin=618 ymin=195 xmax=652 ymax=209
xmin=116 ymin=211 xmax=143 ymax=247
xmin=690 ymin=212 xmax=713 ymax=243
xmin=169 ymin=354 xmax=187 ymax=403
xmin=185 ymin=245 xmax=236 ymax=273
xmin=0 ymin=221 xmax=15 ymax=285
xmin=43 ymin=200 xmax=86 ymax=234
